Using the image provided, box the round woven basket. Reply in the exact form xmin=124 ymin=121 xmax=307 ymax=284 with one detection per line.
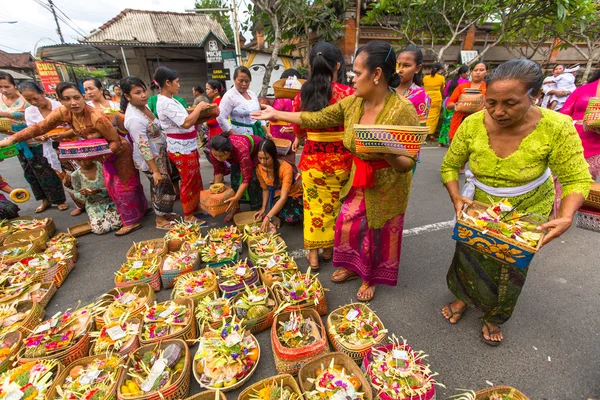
xmin=46 ymin=353 xmax=124 ymax=400
xmin=247 ymin=236 xmax=287 ymax=264
xmin=33 ymin=281 xmax=57 ymax=309
xmin=170 ymin=269 xmax=219 ymax=303
xmin=0 ymin=331 xmax=22 ymax=374
xmin=8 ymin=300 xmax=45 ymax=336
xmin=238 ymin=373 xmax=303 ymax=400
xmin=354 ymin=124 xmax=429 ymax=157
xmin=116 ymin=339 xmax=191 ymax=400
xmin=99 ymin=284 xmax=156 ymax=327
xmin=326 ymin=302 xmax=387 ymax=364
xmin=257 ymin=257 xmax=298 ymax=287
xmin=475 ymin=386 xmax=529 ymax=400
xmin=193 ymin=334 xmax=260 ymax=393
xmin=273 ymin=280 xmax=329 ymax=316
xmin=138 ymin=297 xmax=197 ymax=346
xmin=115 ymin=258 xmax=163 ymax=292
xmin=0 ymin=242 xmax=37 ymax=264
xmin=9 ymin=216 xmax=56 ymax=237
xmin=298 ymin=352 xmax=373 ymax=400
xmin=18 ymin=327 xmax=92 ymax=367
xmin=272 ymin=78 xmax=305 ymax=99
xmin=4 ymin=227 xmax=48 ymax=252
xmin=232 ymin=286 xmax=277 ymax=334
xmin=125 ymin=238 xmax=167 ymax=261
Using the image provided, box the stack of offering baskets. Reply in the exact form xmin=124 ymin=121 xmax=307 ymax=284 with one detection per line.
xmin=272 ymin=269 xmax=328 ymax=315
xmin=159 ymin=251 xmax=199 ymax=289
xmin=271 ymin=309 xmax=328 ymax=375
xmin=115 ymin=258 xmax=163 ymax=291
xmin=232 ymin=284 xmax=277 ymax=334
xmin=247 ymin=234 xmax=287 ymax=264
xmin=116 ymin=339 xmax=191 ymax=400
xmin=193 ymin=316 xmax=260 ymax=392
xmin=19 ymin=306 xmax=93 ymax=366
xmin=453 ymin=199 xmax=546 ymax=269
xmin=238 ymin=373 xmax=303 ymax=400
xmin=217 ymin=258 xmax=259 ymax=298
xmin=363 ymin=336 xmax=440 ymax=400
xmin=354 ymin=124 xmax=429 ymax=157
xmin=255 ymin=252 xmax=298 ymax=287
xmin=298 ymin=352 xmax=373 ymax=400
xmin=139 ymin=298 xmax=196 ymax=345
xmin=327 ymin=303 xmax=387 ymax=364
xmin=171 ymin=268 xmax=218 ymax=302
xmin=49 ymin=353 xmax=124 ymax=399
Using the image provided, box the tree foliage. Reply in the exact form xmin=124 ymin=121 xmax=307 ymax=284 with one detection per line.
xmin=195 ymin=0 xmax=235 ymax=44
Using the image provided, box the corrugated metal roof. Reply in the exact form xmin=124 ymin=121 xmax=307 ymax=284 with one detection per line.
xmin=84 ymin=9 xmax=229 ymax=46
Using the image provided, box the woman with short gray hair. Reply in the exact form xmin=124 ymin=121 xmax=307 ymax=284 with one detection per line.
xmin=439 ymin=58 xmax=592 ymax=345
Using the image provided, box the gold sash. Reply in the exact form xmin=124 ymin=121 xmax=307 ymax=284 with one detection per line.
xmin=306 ymin=131 xmax=344 ymax=142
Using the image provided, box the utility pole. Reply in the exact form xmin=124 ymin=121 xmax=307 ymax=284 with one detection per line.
xmin=231 ymin=0 xmax=242 ymax=66
xmin=47 ymin=0 xmax=65 ymax=44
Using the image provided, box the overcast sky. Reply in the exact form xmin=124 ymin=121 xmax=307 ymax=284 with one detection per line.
xmin=0 ymin=0 xmax=250 ymax=54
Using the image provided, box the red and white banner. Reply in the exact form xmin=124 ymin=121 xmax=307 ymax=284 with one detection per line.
xmin=35 ymin=62 xmax=61 ymax=94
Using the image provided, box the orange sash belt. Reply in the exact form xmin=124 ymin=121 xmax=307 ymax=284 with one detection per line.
xmin=352 ymin=156 xmax=389 ymax=189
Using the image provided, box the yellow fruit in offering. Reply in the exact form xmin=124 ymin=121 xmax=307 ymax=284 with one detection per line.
xmin=247 ymin=348 xmax=259 ymax=361
xmin=349 ymin=376 xmax=361 ymax=391
xmin=127 ymin=380 xmax=140 ymax=393
xmin=224 ymin=377 xmax=237 ymax=387
xmin=195 ymin=361 xmax=204 ymax=375
xmin=121 ymin=386 xmax=130 ymax=395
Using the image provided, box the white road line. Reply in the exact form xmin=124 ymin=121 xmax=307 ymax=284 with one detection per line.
xmin=402 ymin=220 xmax=455 ymax=237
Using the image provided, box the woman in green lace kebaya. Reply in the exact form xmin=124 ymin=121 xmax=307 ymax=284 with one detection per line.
xmin=440 ymin=59 xmax=592 ymax=345
xmin=252 ymin=41 xmax=420 ymax=301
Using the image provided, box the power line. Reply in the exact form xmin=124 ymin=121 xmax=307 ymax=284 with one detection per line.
xmin=0 ymin=43 xmax=26 ymax=52
xmin=52 ymin=3 xmax=88 ymax=37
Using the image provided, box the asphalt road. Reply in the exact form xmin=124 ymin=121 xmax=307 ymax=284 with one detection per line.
xmin=1 ymin=146 xmax=599 ymax=399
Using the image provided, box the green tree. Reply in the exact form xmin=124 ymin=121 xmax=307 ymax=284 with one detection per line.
xmin=195 ymin=0 xmax=235 ymax=43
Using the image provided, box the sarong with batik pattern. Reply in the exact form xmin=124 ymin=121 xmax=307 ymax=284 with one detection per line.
xmin=168 ymin=150 xmax=202 ymax=216
xmin=17 ymin=145 xmax=66 ymax=205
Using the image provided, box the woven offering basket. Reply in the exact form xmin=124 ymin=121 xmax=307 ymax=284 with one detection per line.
xmin=271 ymin=308 xmax=328 ymax=362
xmin=200 ymin=185 xmax=235 ymax=217
xmin=117 ymin=339 xmax=191 ymax=400
xmin=170 ymin=269 xmax=219 ymax=303
xmin=100 ymin=284 xmax=156 ymax=327
xmin=89 ymin=317 xmax=142 ymax=357
xmin=18 ymin=321 xmax=93 ymax=366
xmin=53 ymin=256 xmax=76 ymax=288
xmin=8 ymin=300 xmax=45 ymax=336
xmin=68 ymin=221 xmax=92 ymax=237
xmin=187 ymin=103 xmax=218 ymax=124
xmin=233 ymin=211 xmax=260 ymax=228
xmin=453 ymin=200 xmax=546 ymax=270
xmin=273 ymin=279 xmax=329 ymax=316
xmin=193 ymin=333 xmax=260 ymax=393
xmin=138 ymin=297 xmax=197 ymax=346
xmin=184 ymin=391 xmax=226 ymax=400
xmin=0 ymin=331 xmax=22 ymax=374
xmin=258 ymin=258 xmax=298 ymax=287
xmin=232 ymin=286 xmax=277 ymax=334
xmin=0 ymin=359 xmax=64 ymax=398
xmin=160 ymin=252 xmax=200 ymax=289
xmin=584 ymin=97 xmax=600 ymax=129
xmin=0 ymin=242 xmax=36 ymax=264
xmin=475 ymin=386 xmax=530 ymax=400
xmin=455 ymin=91 xmax=485 ymax=114
xmin=576 ymin=206 xmax=600 ymax=233
xmin=10 ymin=216 xmax=56 ymax=237
xmin=0 ymin=118 xmax=11 ymax=132
xmin=247 ymin=236 xmax=287 ymax=265
xmin=354 ymin=124 xmax=429 ymax=157
xmin=205 ymin=246 xmax=240 ymax=269
xmin=0 ymin=228 xmax=12 ymax=246
xmin=273 ymin=137 xmax=292 ymax=156
xmin=298 ymin=351 xmax=373 ymax=400
xmin=238 ymin=373 xmax=303 ymax=400
xmin=126 ymin=238 xmax=167 ymax=261
xmin=583 ymin=183 xmax=600 ymax=210
xmin=272 ymin=345 xmax=328 ymax=376
xmin=273 ymin=78 xmax=306 ymax=99
xmin=4 ymin=227 xmax=48 ymax=252
xmin=33 ymin=281 xmax=57 ymax=309
xmin=218 ymin=260 xmax=259 ymax=299
xmin=116 ymin=258 xmax=163 ymax=292
xmin=167 ymin=238 xmax=185 ymax=252
xmin=326 ymin=303 xmax=387 ymax=364
xmin=46 ymin=353 xmax=124 ymax=400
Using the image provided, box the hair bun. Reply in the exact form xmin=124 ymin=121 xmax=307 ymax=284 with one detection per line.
xmin=389 ymin=72 xmax=401 ymax=89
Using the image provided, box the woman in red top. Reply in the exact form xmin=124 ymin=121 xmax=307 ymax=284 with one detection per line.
xmin=446 ymin=62 xmax=488 ymax=140
xmin=205 ymin=80 xmax=224 ymax=139
xmin=292 ymin=42 xmax=354 ymax=270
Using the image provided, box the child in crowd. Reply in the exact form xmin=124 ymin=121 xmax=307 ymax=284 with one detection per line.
xmin=548 ymin=65 xmax=579 ymax=110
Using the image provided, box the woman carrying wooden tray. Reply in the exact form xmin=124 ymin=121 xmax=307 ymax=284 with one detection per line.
xmin=440 ymin=59 xmax=592 ymax=346
xmin=253 ymin=41 xmax=420 ymax=302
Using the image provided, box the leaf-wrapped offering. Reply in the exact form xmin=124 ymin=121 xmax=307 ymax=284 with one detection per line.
xmin=193 ymin=316 xmax=260 ymax=392
xmin=233 ymin=285 xmax=276 ymax=333
xmin=171 ymin=269 xmax=218 ymax=301
xmin=0 ymin=359 xmax=61 ymax=399
xmin=140 ymin=299 xmax=195 ymax=344
xmin=195 ymin=294 xmax=232 ymax=333
xmin=239 ymin=374 xmax=303 ymax=400
xmin=273 ymin=269 xmax=328 ymax=315
xmin=160 ymin=251 xmax=199 ymax=288
xmin=115 ymin=258 xmax=161 ymax=291
xmin=200 ymin=242 xmax=238 ymax=266
xmin=248 ymin=234 xmax=286 ymax=263
xmin=276 ymin=310 xmax=322 ymax=349
xmin=45 ymin=233 xmax=77 ymax=262
xmin=21 ymin=307 xmax=92 ymax=362
xmin=181 ymin=235 xmax=208 ymax=252
xmin=118 ymin=340 xmax=189 ymax=399
xmin=255 ymin=253 xmax=298 ymax=287
xmin=208 ymin=225 xmax=241 ymax=247
xmin=364 ymin=336 xmax=441 ymax=400
xmin=90 ymin=315 xmax=141 ymax=356
xmin=52 ymin=354 xmax=123 ymax=400
xmin=327 ymin=303 xmax=387 ymax=363
xmin=304 ymin=357 xmax=366 ymax=400
xmin=164 ymin=221 xmax=203 ymax=252
xmin=217 ymin=259 xmax=259 ymax=298
xmin=100 ymin=285 xmax=154 ymax=326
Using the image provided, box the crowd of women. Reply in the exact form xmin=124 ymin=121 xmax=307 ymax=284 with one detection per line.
xmin=0 ymin=39 xmax=597 ymax=346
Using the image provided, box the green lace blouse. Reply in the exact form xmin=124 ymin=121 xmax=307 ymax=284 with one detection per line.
xmin=441 ymin=107 xmax=592 ymax=217
xmin=300 ymin=91 xmax=420 ymax=228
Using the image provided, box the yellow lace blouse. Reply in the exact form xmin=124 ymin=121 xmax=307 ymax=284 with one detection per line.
xmin=300 ymin=91 xmax=420 ymax=228
xmin=441 ymin=108 xmax=592 ymax=217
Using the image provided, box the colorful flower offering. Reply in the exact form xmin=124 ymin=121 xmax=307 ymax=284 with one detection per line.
xmin=218 ymin=259 xmax=255 ymax=287
xmin=0 ymin=332 xmax=20 ymax=365
xmin=208 ymin=225 xmax=241 ymax=246
xmin=10 ymin=218 xmax=50 ymax=231
xmin=255 ymin=253 xmax=297 ymax=272
xmin=460 ymin=199 xmax=544 ymax=248
xmin=249 ymin=234 xmax=287 ymax=258
xmin=54 ymin=355 xmax=122 ymax=400
xmin=0 ymin=360 xmax=60 ymax=399
xmin=128 ymin=241 xmax=164 ymax=259
xmin=366 ymin=336 xmax=441 ymax=399
xmin=102 ymin=288 xmax=149 ymax=323
xmin=201 ymin=242 xmax=238 ymax=264
xmin=329 ymin=304 xmax=387 ymax=347
xmin=115 ymin=258 xmax=160 ymax=284
xmin=276 ymin=310 xmax=322 ymax=349
xmin=233 ymin=285 xmax=274 ymax=321
xmin=0 ymin=244 xmax=33 ymax=260
xmin=0 ymin=303 xmax=32 ymax=335
xmin=22 ymin=308 xmax=92 ymax=358
xmin=141 ymin=301 xmax=191 ymax=341
xmin=90 ymin=315 xmax=140 ymax=355
xmin=242 ymin=223 xmax=275 ymax=242
xmin=120 ymin=342 xmax=186 ymax=397
xmin=164 ymin=221 xmax=202 ymax=242
xmin=162 ymin=251 xmax=198 ymax=271
xmin=171 ymin=269 xmax=216 ymax=299
xmin=274 ymin=269 xmax=324 ymax=306
xmin=181 ymin=235 xmax=208 ymax=252
xmin=450 ymin=389 xmax=528 ymax=400
xmin=248 ymin=379 xmax=303 ymax=400
xmin=4 ymin=255 xmax=56 ymax=286
xmin=194 ymin=316 xmax=259 ymax=389
xmin=195 ymin=294 xmax=232 ymax=331
xmin=305 ymin=357 xmax=365 ymax=400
